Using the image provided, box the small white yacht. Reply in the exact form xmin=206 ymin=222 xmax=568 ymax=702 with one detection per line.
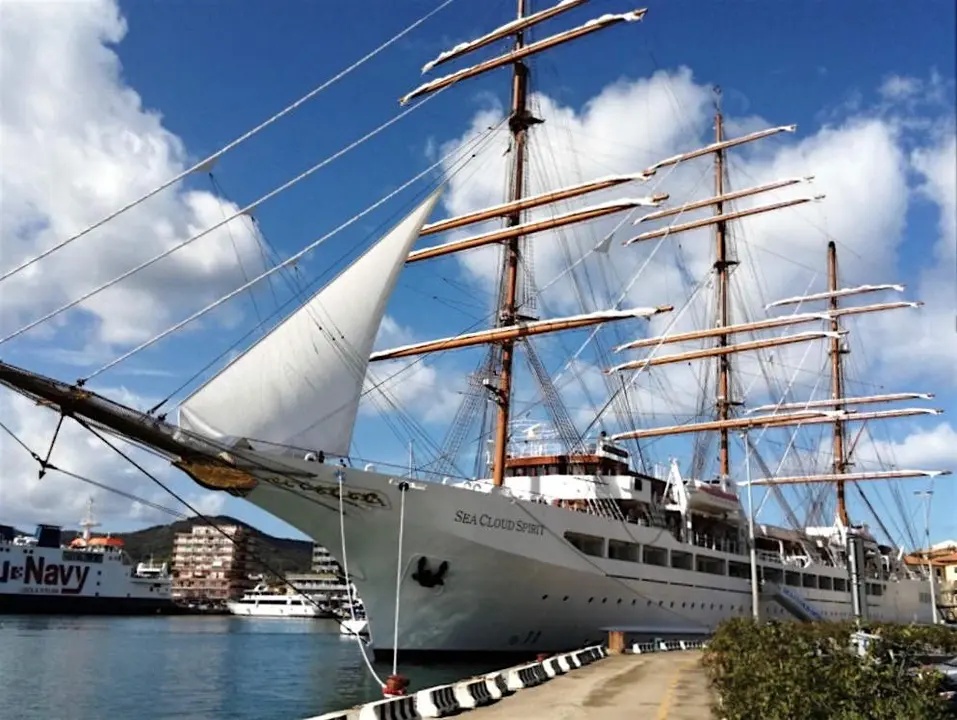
xmin=226 ymin=583 xmax=323 ymax=618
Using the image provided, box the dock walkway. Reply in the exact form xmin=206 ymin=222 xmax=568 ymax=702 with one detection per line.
xmin=465 ymin=651 xmax=713 ymax=719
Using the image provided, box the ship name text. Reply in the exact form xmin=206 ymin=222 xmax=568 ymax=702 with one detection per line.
xmin=454 ymin=510 xmax=545 ymax=536
xmin=0 ymin=558 xmax=91 ymax=595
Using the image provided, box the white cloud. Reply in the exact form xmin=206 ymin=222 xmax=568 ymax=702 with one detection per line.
xmin=855 ymin=422 xmax=957 ymax=470
xmin=0 ymin=0 xmax=267 ymax=350
xmin=879 ymin=74 xmax=923 ymax=101
xmin=0 ymin=392 xmax=224 ymax=530
xmin=362 ymin=314 xmax=465 ymax=425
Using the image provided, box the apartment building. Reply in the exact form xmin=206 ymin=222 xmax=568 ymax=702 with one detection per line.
xmin=171 ymin=524 xmax=256 ymax=601
xmin=311 ymin=544 xmax=343 ymax=575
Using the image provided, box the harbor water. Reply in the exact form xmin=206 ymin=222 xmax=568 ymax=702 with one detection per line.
xmin=0 ymin=616 xmax=495 ymax=720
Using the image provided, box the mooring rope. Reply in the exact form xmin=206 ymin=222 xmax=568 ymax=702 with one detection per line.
xmin=392 ymin=482 xmax=410 ymax=676
xmin=337 ymin=470 xmax=386 ymax=688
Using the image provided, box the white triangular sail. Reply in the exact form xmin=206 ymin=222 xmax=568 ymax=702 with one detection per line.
xmin=177 ymin=188 xmax=442 ymax=455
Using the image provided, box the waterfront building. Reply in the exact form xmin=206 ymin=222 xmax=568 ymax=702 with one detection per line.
xmin=171 ymin=524 xmax=256 ymax=601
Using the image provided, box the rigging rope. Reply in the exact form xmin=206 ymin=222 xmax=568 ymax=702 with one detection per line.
xmin=0 ymin=0 xmax=458 ymax=287
xmin=2 ymin=91 xmax=443 ymax=350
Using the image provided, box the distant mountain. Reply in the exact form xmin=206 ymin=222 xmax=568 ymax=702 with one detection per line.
xmin=62 ymin=515 xmax=314 ymax=575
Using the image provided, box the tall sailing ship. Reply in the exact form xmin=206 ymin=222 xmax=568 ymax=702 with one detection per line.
xmin=0 ymin=2 xmax=950 ymax=653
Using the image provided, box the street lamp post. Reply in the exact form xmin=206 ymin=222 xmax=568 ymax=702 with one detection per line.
xmin=915 ymin=489 xmax=939 ymax=625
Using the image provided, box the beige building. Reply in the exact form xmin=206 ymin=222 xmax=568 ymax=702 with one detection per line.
xmin=171 ymin=524 xmax=256 ymax=601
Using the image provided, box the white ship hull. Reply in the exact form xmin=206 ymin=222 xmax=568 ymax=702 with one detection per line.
xmin=225 ymin=456 xmax=935 ymax=655
xmin=0 ymin=541 xmax=172 ymax=615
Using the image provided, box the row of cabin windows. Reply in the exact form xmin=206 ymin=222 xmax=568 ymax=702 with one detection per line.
xmin=565 ymin=531 xmax=884 ymax=595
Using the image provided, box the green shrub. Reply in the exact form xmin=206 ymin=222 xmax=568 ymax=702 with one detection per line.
xmin=702 ymin=619 xmax=957 ymax=719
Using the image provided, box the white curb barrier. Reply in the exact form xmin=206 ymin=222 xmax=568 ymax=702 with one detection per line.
xmin=452 ymin=676 xmax=496 ymax=709
xmin=357 ymin=695 xmax=419 ymax=720
xmin=414 ymin=684 xmax=459 ymax=718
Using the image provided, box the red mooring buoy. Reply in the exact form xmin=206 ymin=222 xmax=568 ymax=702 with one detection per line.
xmin=383 ymin=674 xmax=410 ymax=697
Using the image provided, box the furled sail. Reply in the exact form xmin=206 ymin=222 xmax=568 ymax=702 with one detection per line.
xmin=177 ymin=188 xmax=443 ymax=455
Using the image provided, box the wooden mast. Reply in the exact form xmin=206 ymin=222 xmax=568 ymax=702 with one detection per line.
xmin=828 ymin=240 xmax=851 ymax=525
xmin=713 ymin=92 xmax=733 ymax=479
xmin=492 ymin=0 xmax=532 ymax=487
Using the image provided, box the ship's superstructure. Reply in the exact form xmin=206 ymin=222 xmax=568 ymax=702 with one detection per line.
xmin=0 ymin=1 xmax=950 ymax=652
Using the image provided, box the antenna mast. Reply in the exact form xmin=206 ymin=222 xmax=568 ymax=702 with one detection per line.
xmin=828 ymin=240 xmax=850 ymax=525
xmin=713 ymin=89 xmax=734 ymax=480
xmin=492 ymin=0 xmax=536 ymax=486
xmin=80 ymin=497 xmax=100 ymax=541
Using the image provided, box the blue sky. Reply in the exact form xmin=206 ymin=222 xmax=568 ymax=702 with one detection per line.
xmin=1 ymin=0 xmax=955 ymax=547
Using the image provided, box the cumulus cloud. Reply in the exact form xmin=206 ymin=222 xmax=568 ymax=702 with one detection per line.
xmin=0 ymin=392 xmax=224 ymax=530
xmin=856 ymin=422 xmax=957 ymax=470
xmin=0 ymin=0 xmax=267 ymax=350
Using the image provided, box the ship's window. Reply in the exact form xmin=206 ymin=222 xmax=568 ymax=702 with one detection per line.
xmin=642 ymin=546 xmax=668 ymax=567
xmin=601 ymin=598 xmax=607 ymax=604
xmin=833 ymin=578 xmax=847 ymax=592
xmin=818 ymin=576 xmax=833 ymax=591
xmin=670 ymin=551 xmax=693 ymax=571
xmin=541 ymin=594 xmax=548 ymax=600
xmin=728 ymin=561 xmax=750 ymax=579
xmin=681 ymin=602 xmax=686 ymax=608
xmin=588 ymin=597 xmax=594 ymax=603
xmin=563 ymin=531 xmax=604 ymax=557
xmin=695 ymin=555 xmax=726 ymax=576
xmin=608 ymin=540 xmax=640 ymax=562
xmin=617 ymin=599 xmax=622 ymax=604
xmin=563 ymin=596 xmax=569 ymax=601
xmin=785 ymin=571 xmax=801 ymax=587
xmin=632 ymin=478 xmax=643 ymax=492
xmin=802 ymin=574 xmax=817 ymax=589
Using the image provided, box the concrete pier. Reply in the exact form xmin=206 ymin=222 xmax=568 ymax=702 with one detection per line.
xmin=464 ymin=651 xmax=713 ymax=719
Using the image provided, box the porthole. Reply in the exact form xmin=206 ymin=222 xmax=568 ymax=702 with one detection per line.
xmin=563 ymin=595 xmax=569 ymax=602
xmin=588 ymin=597 xmax=594 ymax=603
xmin=541 ymin=594 xmax=548 ymax=600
